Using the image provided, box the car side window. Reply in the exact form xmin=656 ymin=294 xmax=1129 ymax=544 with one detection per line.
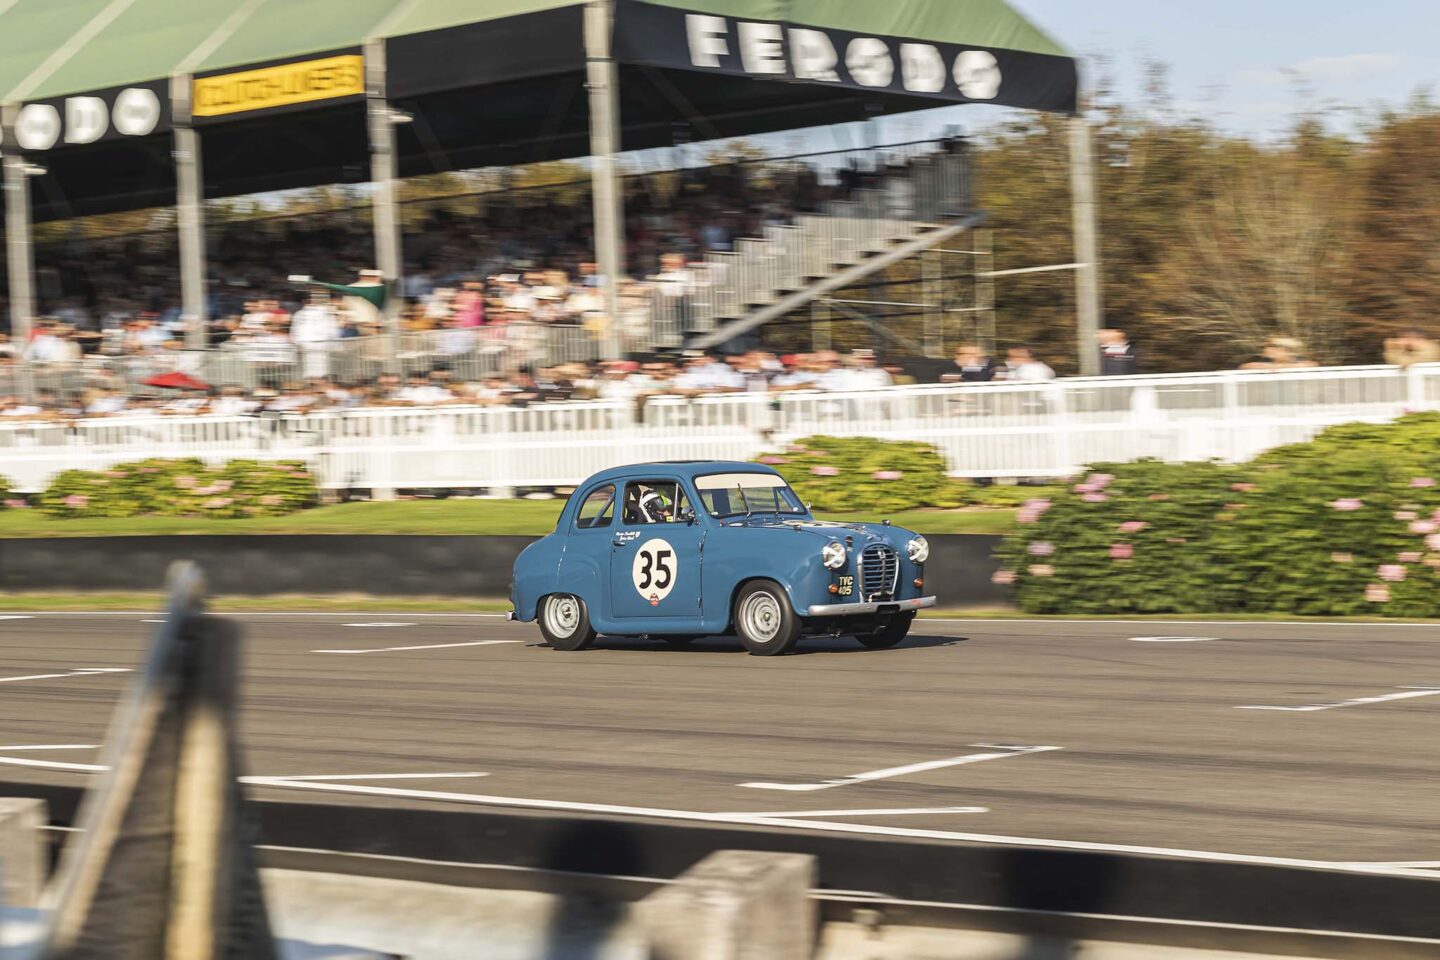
xmin=574 ymin=484 xmax=615 ymax=529
xmin=622 ymin=480 xmax=689 ymax=525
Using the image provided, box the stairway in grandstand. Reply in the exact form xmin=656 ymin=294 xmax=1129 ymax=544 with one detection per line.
xmin=651 ymin=150 xmax=979 ymax=350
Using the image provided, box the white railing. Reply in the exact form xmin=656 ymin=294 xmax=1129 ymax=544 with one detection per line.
xmin=0 ymin=364 xmax=1436 ymax=493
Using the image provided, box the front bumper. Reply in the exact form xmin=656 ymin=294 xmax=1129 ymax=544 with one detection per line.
xmin=805 ymin=596 xmax=936 ymax=617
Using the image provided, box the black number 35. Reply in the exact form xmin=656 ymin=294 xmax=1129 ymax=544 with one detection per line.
xmin=638 ymin=548 xmax=674 ymax=590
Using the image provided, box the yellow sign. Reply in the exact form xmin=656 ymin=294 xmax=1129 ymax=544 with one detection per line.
xmin=193 ymin=54 xmax=364 ymax=118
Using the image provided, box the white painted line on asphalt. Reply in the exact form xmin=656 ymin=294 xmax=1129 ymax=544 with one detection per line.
xmin=738 ymin=745 xmax=1061 ymax=792
xmin=234 ymin=777 xmax=1440 ymax=880
xmin=312 ymin=640 xmax=523 ymax=654
xmin=258 ymin=772 xmax=488 ymax=782
xmin=0 ymin=667 xmax=131 ymax=684
xmin=0 ymin=755 xmax=107 ymax=772
xmin=720 ymin=806 xmax=988 ymax=819
xmin=1237 ymin=686 xmax=1440 ymax=712
xmin=342 ymin=622 xmax=417 ymax=628
xmin=0 ymin=611 xmax=512 ymax=618
xmin=0 ymin=615 xmax=33 ymax=621
xmin=1131 ymin=636 xmax=1216 ymax=643
xmin=0 ymin=744 xmax=97 ymax=751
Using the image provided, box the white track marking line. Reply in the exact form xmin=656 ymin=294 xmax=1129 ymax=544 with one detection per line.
xmin=233 ymin=777 xmax=1440 ymax=880
xmin=342 ymin=622 xmax=417 ymax=628
xmin=739 ymin=745 xmax=1061 ymax=792
xmin=925 ymin=618 xmax=1440 ymax=627
xmin=1131 ymin=636 xmax=1216 ymax=643
xmin=312 ymin=640 xmax=523 ymax=654
xmin=0 ymin=756 xmax=107 ymax=772
xmin=0 ymin=744 xmax=97 ymax=751
xmin=0 ymin=667 xmax=130 ymax=684
xmin=1237 ymin=686 xmax=1440 ymax=712
xmin=257 ymin=772 xmax=488 ymax=782
xmin=0 ymin=615 xmax=33 ymax=621
xmin=720 ymin=805 xmax=988 ymax=819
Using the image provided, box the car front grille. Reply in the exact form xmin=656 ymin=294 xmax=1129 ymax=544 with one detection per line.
xmin=859 ymin=544 xmax=899 ymax=599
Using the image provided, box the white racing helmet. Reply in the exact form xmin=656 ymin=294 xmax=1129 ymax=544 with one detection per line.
xmin=637 ymin=490 xmax=671 ymax=522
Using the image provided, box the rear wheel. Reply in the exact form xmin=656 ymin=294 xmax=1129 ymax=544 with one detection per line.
xmin=539 ymin=594 xmax=596 ymax=651
xmin=856 ymin=611 xmax=915 ymax=649
xmin=733 ymin=581 xmax=801 ymax=656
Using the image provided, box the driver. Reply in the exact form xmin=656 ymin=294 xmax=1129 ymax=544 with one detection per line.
xmin=637 ymin=489 xmax=673 ymax=523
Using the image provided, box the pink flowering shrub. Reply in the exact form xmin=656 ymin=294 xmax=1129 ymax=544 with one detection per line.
xmin=1001 ymin=412 xmax=1440 ymax=617
xmin=38 ymin=458 xmax=318 ymax=519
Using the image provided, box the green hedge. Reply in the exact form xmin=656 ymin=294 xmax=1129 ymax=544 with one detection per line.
xmin=37 ymin=458 xmax=320 ymax=520
xmin=756 ymin=436 xmax=968 ymax=512
xmin=998 ymin=414 xmax=1440 ymax=618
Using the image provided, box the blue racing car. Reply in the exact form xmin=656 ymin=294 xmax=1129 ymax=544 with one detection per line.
xmin=509 ymin=460 xmax=935 ymax=655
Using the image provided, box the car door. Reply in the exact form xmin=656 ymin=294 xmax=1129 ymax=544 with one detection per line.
xmin=608 ymin=478 xmax=705 ymax=621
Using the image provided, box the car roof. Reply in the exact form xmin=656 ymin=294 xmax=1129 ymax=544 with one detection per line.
xmin=580 ymin=461 xmax=779 ymax=486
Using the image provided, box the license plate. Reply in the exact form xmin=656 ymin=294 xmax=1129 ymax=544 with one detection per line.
xmin=836 ymin=575 xmax=854 ymax=597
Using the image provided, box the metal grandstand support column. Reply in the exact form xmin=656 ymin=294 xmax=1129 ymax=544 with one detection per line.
xmin=585 ymin=0 xmax=625 ymax=361
xmin=1 ymin=102 xmax=36 ymax=347
xmin=1069 ymin=109 xmax=1102 ymax=376
xmin=366 ymin=38 xmax=404 ymax=372
xmin=172 ymin=76 xmax=209 ymax=350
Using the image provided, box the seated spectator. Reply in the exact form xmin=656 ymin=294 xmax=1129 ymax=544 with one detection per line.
xmin=672 ymin=353 xmax=744 ymax=394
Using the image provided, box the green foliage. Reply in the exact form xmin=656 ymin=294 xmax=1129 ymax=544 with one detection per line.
xmin=37 ymin=458 xmax=319 ymax=520
xmin=757 ymin=436 xmax=968 ymax=513
xmin=999 ymin=415 xmax=1440 ymax=618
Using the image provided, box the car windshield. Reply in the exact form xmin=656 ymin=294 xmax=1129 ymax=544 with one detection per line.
xmin=694 ymin=472 xmax=807 ymax=518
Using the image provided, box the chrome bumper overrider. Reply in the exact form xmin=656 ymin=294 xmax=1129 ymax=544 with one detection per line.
xmin=506 ymin=611 xmax=516 ymax=621
xmin=805 ymin=596 xmax=936 ymax=617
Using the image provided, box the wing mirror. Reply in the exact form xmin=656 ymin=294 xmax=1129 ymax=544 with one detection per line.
xmin=680 ymin=507 xmax=697 ymax=525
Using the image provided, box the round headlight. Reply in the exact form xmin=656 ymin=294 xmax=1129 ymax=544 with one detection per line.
xmin=907 ymin=536 xmax=930 ymax=563
xmin=821 ymin=541 xmax=847 ymax=570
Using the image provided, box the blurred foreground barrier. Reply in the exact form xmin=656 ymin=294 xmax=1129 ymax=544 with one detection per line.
xmin=29 ymin=562 xmax=394 ymax=960
xmin=0 ymin=797 xmax=46 ymax=908
xmin=638 ymin=850 xmax=815 ymax=960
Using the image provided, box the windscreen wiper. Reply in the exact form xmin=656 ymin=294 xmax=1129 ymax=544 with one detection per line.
xmin=736 ymin=482 xmax=753 ymax=517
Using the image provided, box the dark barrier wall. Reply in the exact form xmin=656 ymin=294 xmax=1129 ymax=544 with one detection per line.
xmin=0 ymin=534 xmax=1006 ymax=603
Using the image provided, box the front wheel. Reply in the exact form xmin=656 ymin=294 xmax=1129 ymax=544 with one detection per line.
xmin=733 ymin=581 xmax=801 ymax=656
xmin=856 ymin=611 xmax=915 ymax=649
xmin=539 ymin=594 xmax=596 ymax=651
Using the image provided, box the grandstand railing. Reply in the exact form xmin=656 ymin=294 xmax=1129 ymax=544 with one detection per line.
xmin=0 ymin=363 xmax=1436 ymax=493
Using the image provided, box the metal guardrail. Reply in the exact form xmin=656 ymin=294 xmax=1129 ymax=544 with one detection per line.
xmin=0 ymin=364 xmax=1434 ymax=494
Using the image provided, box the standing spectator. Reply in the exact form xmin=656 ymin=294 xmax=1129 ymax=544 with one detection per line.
xmin=1383 ymin=329 xmax=1440 ymax=369
xmin=945 ymin=343 xmax=997 ymax=383
xmin=1000 ymin=345 xmax=1055 ymax=382
xmin=1097 ymin=328 xmax=1139 ymax=376
xmin=290 ymin=292 xmax=339 ymax=378
xmin=1241 ymin=337 xmax=1317 ymax=371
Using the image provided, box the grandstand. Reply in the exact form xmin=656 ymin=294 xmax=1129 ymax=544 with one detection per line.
xmin=1 ymin=0 xmax=1082 ymax=359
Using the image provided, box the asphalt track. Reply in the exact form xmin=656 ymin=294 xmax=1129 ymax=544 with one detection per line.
xmin=1 ymin=613 xmax=1438 ymax=877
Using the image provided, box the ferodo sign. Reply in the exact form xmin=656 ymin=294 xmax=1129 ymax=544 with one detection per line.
xmin=5 ymin=81 xmax=167 ymax=152
xmin=612 ymin=1 xmax=1078 ymax=114
xmin=193 ymin=54 xmax=364 ymax=120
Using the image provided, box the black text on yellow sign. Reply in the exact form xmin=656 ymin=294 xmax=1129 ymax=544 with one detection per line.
xmin=193 ymin=55 xmax=364 ymax=118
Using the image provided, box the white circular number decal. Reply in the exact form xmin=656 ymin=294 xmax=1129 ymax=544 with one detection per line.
xmin=632 ymin=538 xmax=677 ymax=606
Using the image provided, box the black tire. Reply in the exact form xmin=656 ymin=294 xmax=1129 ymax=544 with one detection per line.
xmin=733 ymin=580 xmax=802 ymax=656
xmin=538 ymin=594 xmax=596 ymax=651
xmin=856 ymin=611 xmax=915 ymax=649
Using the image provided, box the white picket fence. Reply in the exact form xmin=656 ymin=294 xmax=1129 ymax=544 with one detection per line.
xmin=1 ymin=363 xmax=1437 ymax=493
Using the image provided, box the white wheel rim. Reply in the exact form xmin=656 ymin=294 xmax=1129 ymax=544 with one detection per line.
xmin=740 ymin=591 xmax=782 ymax=644
xmin=544 ymin=595 xmax=581 ymax=637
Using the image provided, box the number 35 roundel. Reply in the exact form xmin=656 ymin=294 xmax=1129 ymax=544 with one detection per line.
xmin=632 ymin=538 xmax=677 ymax=606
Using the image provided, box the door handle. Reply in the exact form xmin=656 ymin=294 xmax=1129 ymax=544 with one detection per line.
xmin=612 ymin=538 xmax=632 ymax=547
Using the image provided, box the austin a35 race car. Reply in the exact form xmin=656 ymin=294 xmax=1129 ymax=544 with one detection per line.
xmin=510 ymin=461 xmax=935 ymax=655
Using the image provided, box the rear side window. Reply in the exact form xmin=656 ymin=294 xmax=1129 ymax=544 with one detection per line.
xmin=574 ymin=484 xmax=615 ymax=529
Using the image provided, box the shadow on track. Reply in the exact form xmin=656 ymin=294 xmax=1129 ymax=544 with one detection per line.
xmin=563 ymin=634 xmax=967 ymax=655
